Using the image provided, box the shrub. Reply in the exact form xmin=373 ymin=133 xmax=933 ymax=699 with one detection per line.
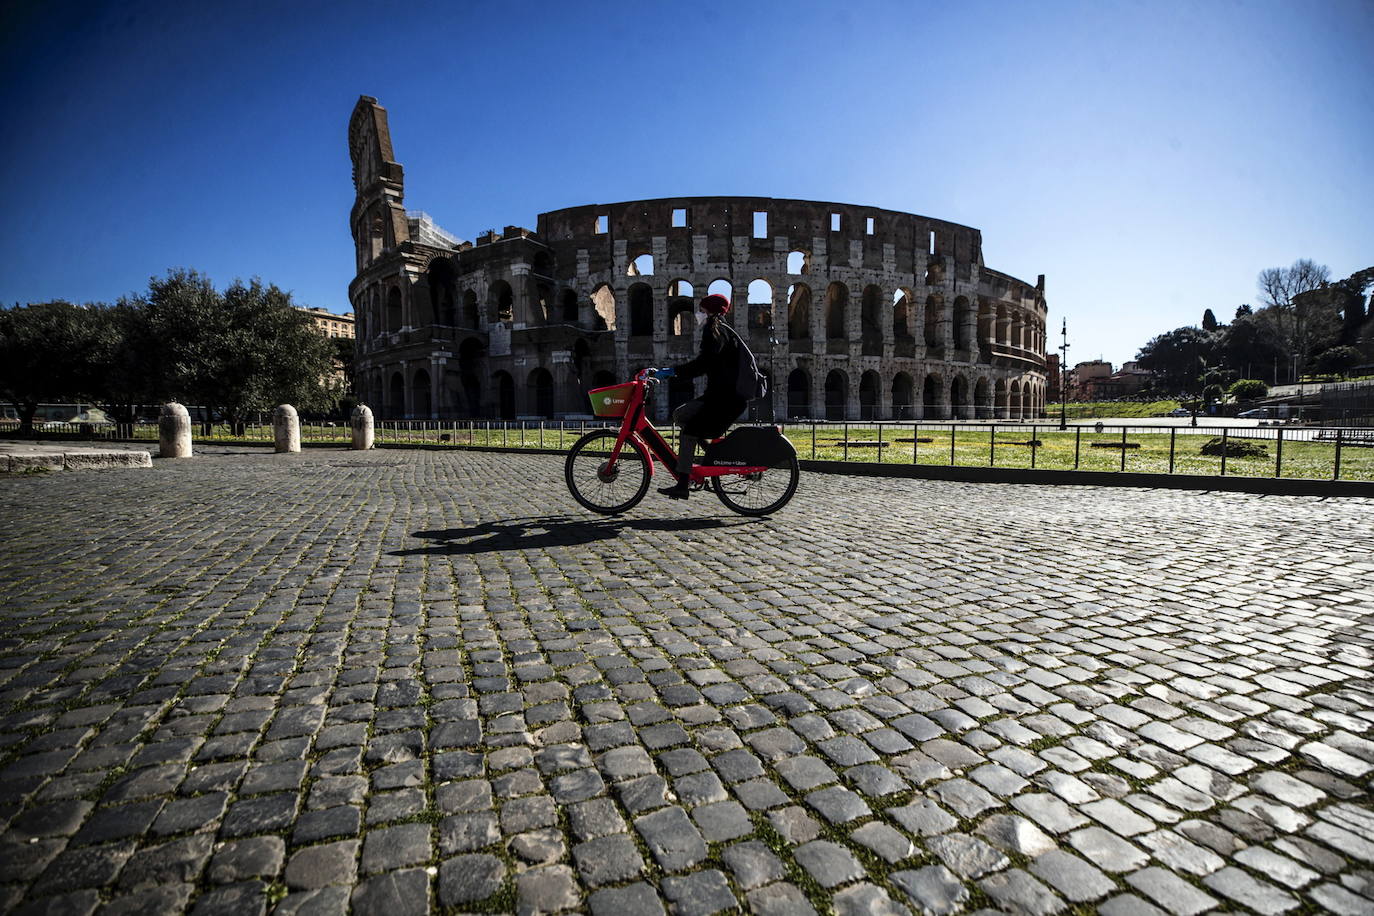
xmin=1200 ymin=436 xmax=1267 ymax=459
xmin=1228 ymin=379 xmax=1269 ymax=401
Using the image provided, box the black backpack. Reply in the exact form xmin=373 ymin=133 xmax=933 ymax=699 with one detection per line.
xmin=721 ymin=324 xmax=768 ymax=402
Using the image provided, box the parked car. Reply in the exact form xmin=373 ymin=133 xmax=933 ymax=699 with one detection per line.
xmin=1168 ymin=408 xmax=1191 ymax=417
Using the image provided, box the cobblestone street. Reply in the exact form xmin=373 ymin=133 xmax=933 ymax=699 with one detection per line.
xmin=1 ymin=447 xmax=1371 ymax=915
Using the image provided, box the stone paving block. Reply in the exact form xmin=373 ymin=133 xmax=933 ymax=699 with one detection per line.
xmin=636 ymin=805 xmax=708 ymax=872
xmin=890 ymin=864 xmax=968 ymax=915
xmin=661 ymin=869 xmax=736 ymax=916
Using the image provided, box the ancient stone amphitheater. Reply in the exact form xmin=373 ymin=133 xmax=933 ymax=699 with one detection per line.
xmin=349 ymin=96 xmax=1048 ymax=422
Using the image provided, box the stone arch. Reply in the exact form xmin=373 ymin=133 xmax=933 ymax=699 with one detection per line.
xmin=389 ymin=371 xmax=405 ymax=418
xmin=707 ymin=278 xmax=733 ymax=304
xmin=787 ymin=284 xmax=812 ymax=341
xmin=824 ymin=369 xmax=848 ymax=420
xmin=493 ymin=370 xmax=515 ymax=419
xmin=527 ymin=368 xmax=554 ymax=418
xmin=826 ymin=283 xmax=848 ymax=340
xmin=1012 ymin=311 xmax=1025 ymax=350
xmin=590 ymin=284 xmax=616 ymax=331
xmin=861 ymin=284 xmax=883 ymax=356
xmin=950 ymin=374 xmax=970 ymax=420
xmin=668 ymin=279 xmax=695 ymax=336
xmin=1010 ymin=379 xmax=1023 ymax=419
xmin=488 ymin=280 xmax=513 ymax=323
xmin=996 ymin=304 xmax=1010 ymax=346
xmin=953 ymin=296 xmax=971 ymax=350
xmin=923 ymin=372 xmax=945 ymax=419
xmin=787 ymin=368 xmax=810 ymax=417
xmin=427 ymin=258 xmax=457 ymax=326
xmin=977 ymin=300 xmax=994 ymax=350
xmin=748 ymin=279 xmax=773 ymax=331
xmin=787 ymin=250 xmax=810 ymax=274
xmin=892 ymin=288 xmax=913 ymax=340
xmin=386 ymin=287 xmax=403 ymax=332
xmin=892 ymin=372 xmax=915 ymax=420
xmin=535 ymin=282 xmax=554 ymax=325
xmin=628 ymin=282 xmax=653 ymax=337
xmin=859 ymin=370 xmax=880 ymax=420
xmin=975 ymin=377 xmax=992 ymax=419
xmin=995 ymin=379 xmax=1010 ymax=419
xmin=924 ymin=294 xmax=943 ymax=348
xmin=462 ymin=289 xmax=479 ymax=328
xmin=629 ymin=253 xmax=654 ymax=277
xmin=412 ymin=368 xmax=432 ymax=417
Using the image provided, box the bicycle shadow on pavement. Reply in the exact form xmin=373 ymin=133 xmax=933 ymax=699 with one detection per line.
xmin=396 ymin=514 xmax=741 ymax=556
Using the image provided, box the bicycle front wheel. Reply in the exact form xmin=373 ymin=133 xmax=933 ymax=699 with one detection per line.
xmin=565 ymin=430 xmax=652 ymax=514
xmin=711 ymin=457 xmax=800 ymax=516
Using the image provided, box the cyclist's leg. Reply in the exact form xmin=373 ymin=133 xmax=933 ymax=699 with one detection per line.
xmin=661 ymin=400 xmax=703 ymax=496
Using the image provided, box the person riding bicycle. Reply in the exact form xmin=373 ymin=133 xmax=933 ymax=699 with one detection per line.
xmin=654 ymin=294 xmax=747 ymax=499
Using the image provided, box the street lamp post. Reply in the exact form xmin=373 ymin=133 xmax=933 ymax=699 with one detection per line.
xmin=1058 ymin=318 xmax=1070 ymax=430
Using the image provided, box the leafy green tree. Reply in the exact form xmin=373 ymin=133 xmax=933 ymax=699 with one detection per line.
xmin=134 ymin=269 xmax=338 ymax=433
xmin=1228 ymin=379 xmax=1268 ymax=401
xmin=88 ymin=302 xmax=160 ymax=428
xmin=1216 ymin=311 xmax=1286 ymax=383
xmin=1234 ymin=304 xmax=1253 ymax=319
xmin=1311 ymin=345 xmax=1362 ymax=378
xmin=0 ymin=301 xmax=106 ymax=434
xmin=1135 ymin=326 xmax=1215 ymax=394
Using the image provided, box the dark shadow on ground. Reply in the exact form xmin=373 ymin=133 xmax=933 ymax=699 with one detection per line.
xmin=397 ymin=514 xmax=747 ymax=556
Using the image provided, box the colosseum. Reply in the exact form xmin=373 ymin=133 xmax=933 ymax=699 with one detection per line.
xmin=349 ymin=96 xmax=1048 ymax=423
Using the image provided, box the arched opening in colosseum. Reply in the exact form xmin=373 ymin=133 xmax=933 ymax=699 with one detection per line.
xmin=1012 ymin=313 xmax=1025 ymax=350
xmin=708 ymin=279 xmax=734 ymax=305
xmin=748 ymin=280 xmax=773 ymax=330
xmin=629 ymin=253 xmax=654 ymax=277
xmin=560 ymin=289 xmax=578 ymax=323
xmin=826 ymin=283 xmax=848 ymax=341
xmin=953 ymin=297 xmax=970 ymax=350
xmin=950 ymin=375 xmax=969 ymax=419
xmin=460 ymin=371 xmax=481 ymax=416
xmin=493 ymin=371 xmax=515 ymax=419
xmin=1009 ymin=380 xmax=1023 ymax=419
xmin=628 ymin=283 xmax=653 ymax=337
xmin=787 ymin=369 xmax=810 ymax=417
xmin=463 ymin=290 xmax=479 ymax=327
xmin=924 ymin=295 xmax=944 ymax=348
xmin=532 ymin=252 xmax=552 ymax=276
xmin=389 ymin=372 xmax=405 ymax=417
xmin=893 ymin=289 xmax=913 ymax=341
xmin=977 ymin=301 xmax=994 ymax=350
xmin=590 ymin=284 xmax=616 ymax=331
xmin=923 ymin=373 xmax=944 ymax=419
xmin=926 ymin=257 xmax=944 ymax=286
xmin=861 ymin=285 xmax=883 ymax=356
xmin=536 ymin=282 xmax=553 ymax=325
xmin=427 ymin=258 xmax=457 ymax=326
xmin=975 ymin=377 xmax=992 ymax=418
xmin=411 ymin=368 xmax=432 ymax=418
xmin=386 ymin=287 xmax=403 ymax=332
xmin=995 ymin=305 xmax=1009 ymax=346
xmin=824 ymin=370 xmax=847 ymax=420
xmin=994 ymin=379 xmax=1009 ymax=418
xmin=488 ymin=280 xmax=514 ymax=323
xmin=787 ymin=250 xmax=810 ymax=275
xmin=527 ymin=368 xmax=554 ymax=418
xmin=892 ymin=372 xmax=914 ymax=420
xmin=787 ymin=284 xmax=811 ymax=341
xmin=860 ymin=371 xmax=880 ymax=420
xmin=368 ymin=213 xmax=384 ymax=262
xmin=668 ymin=280 xmax=694 ymax=336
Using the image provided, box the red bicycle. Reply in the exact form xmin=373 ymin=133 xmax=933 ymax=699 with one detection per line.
xmin=565 ymin=369 xmax=800 ymax=516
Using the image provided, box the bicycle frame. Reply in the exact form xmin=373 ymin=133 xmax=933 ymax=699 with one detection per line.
xmin=609 ymin=370 xmax=771 ymax=484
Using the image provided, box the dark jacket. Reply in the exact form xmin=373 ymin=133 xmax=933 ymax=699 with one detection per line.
xmin=675 ymin=316 xmax=747 ymax=439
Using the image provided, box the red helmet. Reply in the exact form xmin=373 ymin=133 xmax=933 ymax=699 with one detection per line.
xmin=701 ymin=294 xmax=731 ymax=315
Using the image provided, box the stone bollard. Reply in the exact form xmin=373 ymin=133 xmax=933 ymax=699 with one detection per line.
xmin=273 ymin=404 xmax=301 ymax=453
xmin=351 ymin=404 xmax=375 ymax=450
xmin=158 ymin=403 xmax=192 ymax=458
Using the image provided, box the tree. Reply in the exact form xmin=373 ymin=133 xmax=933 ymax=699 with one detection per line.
xmin=1216 ymin=311 xmax=1286 ymax=383
xmin=1235 ymin=304 xmax=1253 ymax=319
xmin=1135 ymin=326 xmax=1215 ymax=394
xmin=1228 ymin=379 xmax=1268 ymax=401
xmin=0 ymin=302 xmax=106 ymax=434
xmin=1256 ymin=259 xmax=1335 ymax=376
xmin=1311 ymin=345 xmax=1362 ymax=379
xmin=134 ymin=269 xmax=338 ymax=433
xmin=1202 ymin=309 xmax=1219 ymax=331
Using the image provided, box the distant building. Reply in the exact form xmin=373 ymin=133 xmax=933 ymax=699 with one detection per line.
xmin=1071 ymin=359 xmax=1153 ymax=399
xmin=300 ymin=306 xmax=355 ymax=339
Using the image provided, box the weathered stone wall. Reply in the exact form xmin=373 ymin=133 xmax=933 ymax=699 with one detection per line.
xmin=348 ymin=97 xmax=1048 ymax=422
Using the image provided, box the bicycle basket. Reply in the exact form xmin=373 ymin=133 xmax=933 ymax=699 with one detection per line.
xmin=588 ymin=382 xmax=636 ymax=417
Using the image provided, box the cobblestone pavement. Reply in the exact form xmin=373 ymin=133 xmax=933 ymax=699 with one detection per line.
xmin=1 ymin=447 xmax=1371 ymax=916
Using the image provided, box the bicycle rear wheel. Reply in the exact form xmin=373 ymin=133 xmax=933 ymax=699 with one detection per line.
xmin=711 ymin=457 xmax=800 ymax=516
xmin=565 ymin=430 xmax=652 ymax=514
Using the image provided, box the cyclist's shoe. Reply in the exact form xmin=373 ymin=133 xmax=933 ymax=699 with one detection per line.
xmin=659 ymin=475 xmax=689 ymax=499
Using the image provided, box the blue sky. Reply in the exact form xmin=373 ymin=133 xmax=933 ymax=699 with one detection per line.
xmin=2 ymin=0 xmax=1370 ymax=369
